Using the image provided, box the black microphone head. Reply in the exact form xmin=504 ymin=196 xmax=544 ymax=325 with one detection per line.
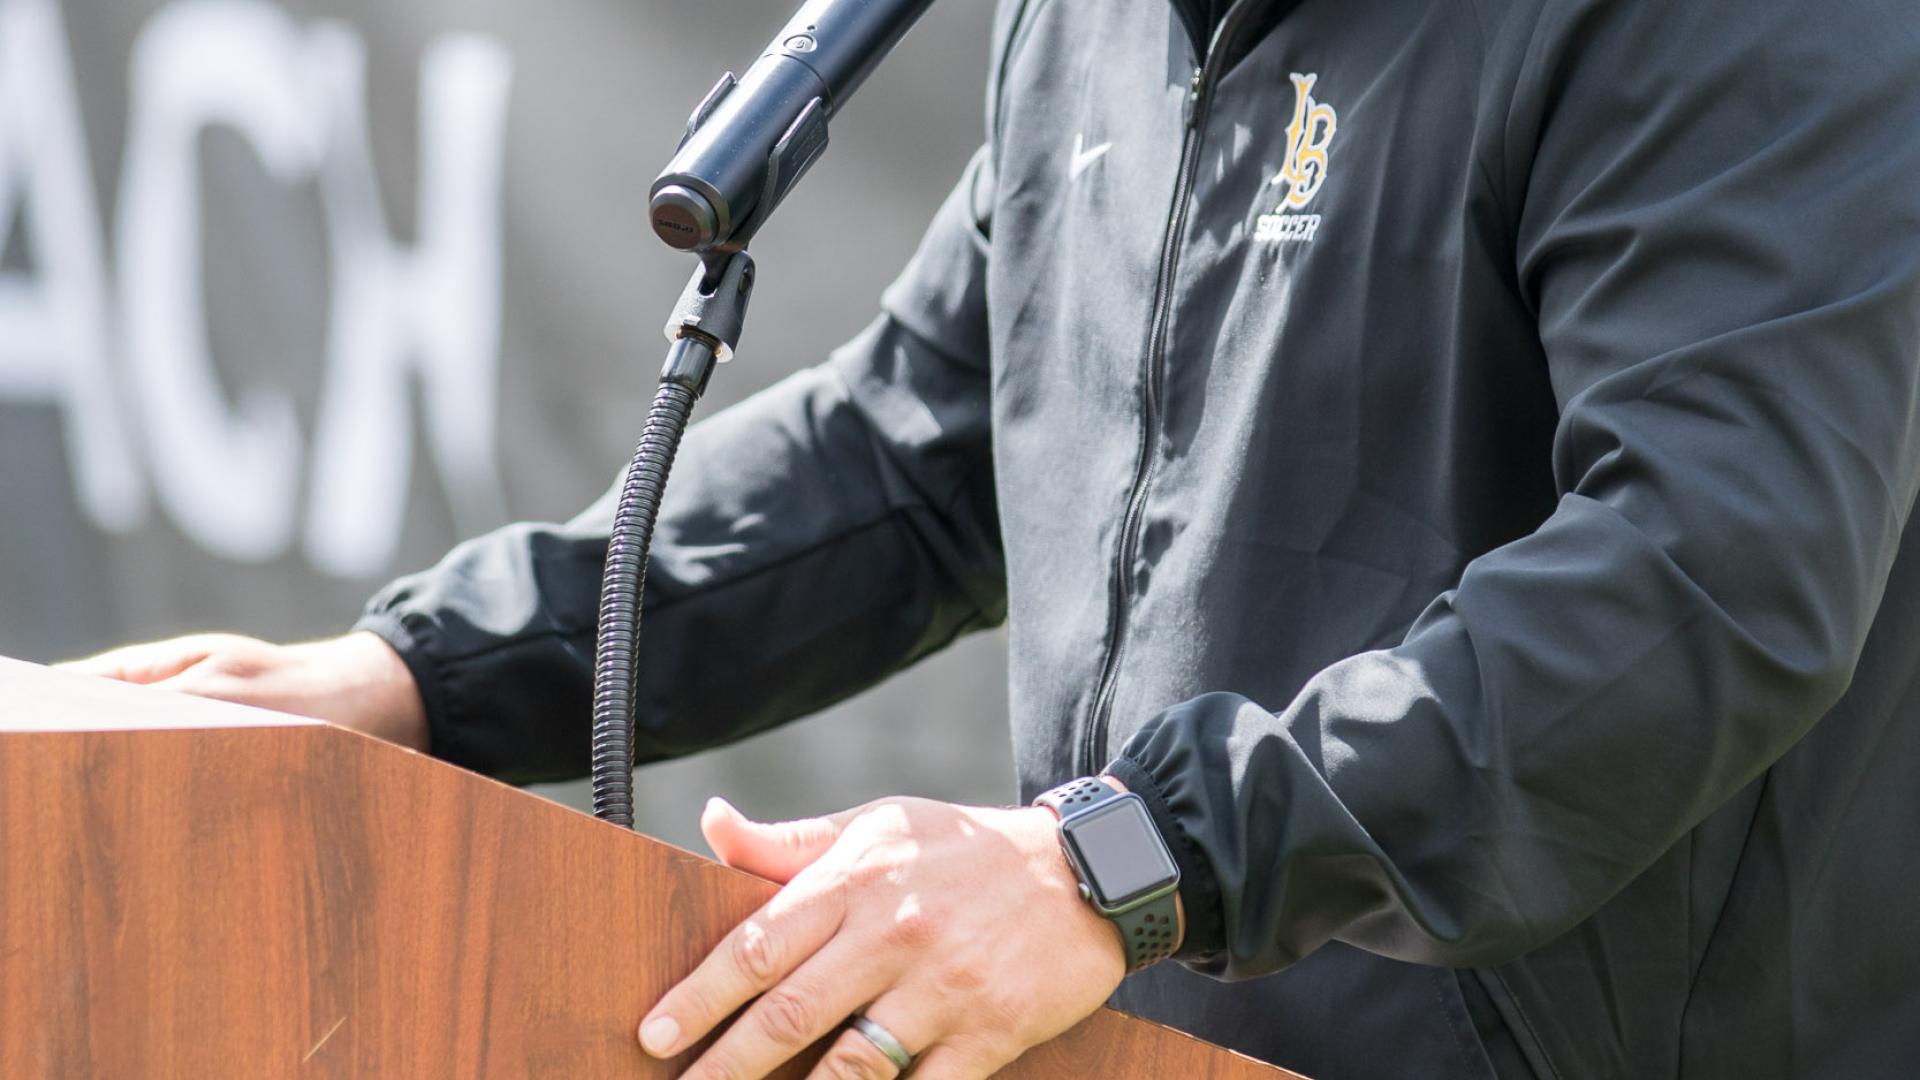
xmin=649 ymin=0 xmax=938 ymax=254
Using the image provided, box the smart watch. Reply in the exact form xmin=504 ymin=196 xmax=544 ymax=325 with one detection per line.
xmin=1034 ymin=777 xmax=1182 ymax=972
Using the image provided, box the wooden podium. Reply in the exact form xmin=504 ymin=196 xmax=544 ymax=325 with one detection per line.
xmin=0 ymin=658 xmax=1301 ymax=1079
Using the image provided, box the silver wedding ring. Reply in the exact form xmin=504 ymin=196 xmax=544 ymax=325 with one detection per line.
xmin=849 ymin=1013 xmax=915 ymax=1072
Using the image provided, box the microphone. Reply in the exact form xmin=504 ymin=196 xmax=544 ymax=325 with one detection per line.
xmin=649 ymin=0 xmax=938 ymax=255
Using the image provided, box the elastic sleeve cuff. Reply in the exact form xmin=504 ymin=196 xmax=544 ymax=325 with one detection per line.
xmin=1105 ymin=751 xmax=1228 ymax=964
xmin=351 ymin=609 xmax=462 ymax=766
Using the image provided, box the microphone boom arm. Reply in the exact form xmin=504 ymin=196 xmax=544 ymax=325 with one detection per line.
xmin=592 ymin=0 xmax=937 ymax=827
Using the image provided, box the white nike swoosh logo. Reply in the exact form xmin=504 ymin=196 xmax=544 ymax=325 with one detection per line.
xmin=1070 ymin=133 xmax=1112 ymax=180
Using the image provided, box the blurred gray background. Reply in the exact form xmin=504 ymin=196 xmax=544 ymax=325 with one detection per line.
xmin=0 ymin=0 xmax=1012 ymax=850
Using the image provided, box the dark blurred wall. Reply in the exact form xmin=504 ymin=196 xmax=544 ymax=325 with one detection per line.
xmin=0 ymin=0 xmax=1011 ymax=847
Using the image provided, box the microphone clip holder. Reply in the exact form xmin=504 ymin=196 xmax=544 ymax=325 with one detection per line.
xmin=666 ymin=250 xmax=757 ymax=372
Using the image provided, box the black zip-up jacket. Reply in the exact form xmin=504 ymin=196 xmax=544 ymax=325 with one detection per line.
xmin=358 ymin=1 xmax=1920 ymax=1075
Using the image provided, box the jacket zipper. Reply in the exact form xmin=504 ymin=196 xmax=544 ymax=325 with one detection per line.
xmin=1080 ymin=6 xmax=1259 ymax=775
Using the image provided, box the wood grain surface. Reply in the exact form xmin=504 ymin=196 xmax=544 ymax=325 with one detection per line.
xmin=0 ymin=660 xmax=1304 ymax=1079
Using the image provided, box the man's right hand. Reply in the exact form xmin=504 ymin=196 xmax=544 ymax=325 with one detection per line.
xmin=57 ymin=631 xmax=429 ymax=751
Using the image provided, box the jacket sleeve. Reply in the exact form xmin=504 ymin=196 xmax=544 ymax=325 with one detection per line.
xmin=1109 ymin=0 xmax=1920 ymax=975
xmin=355 ymin=147 xmax=1002 ymax=784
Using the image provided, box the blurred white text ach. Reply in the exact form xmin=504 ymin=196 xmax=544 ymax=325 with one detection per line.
xmin=0 ymin=0 xmax=513 ymax=578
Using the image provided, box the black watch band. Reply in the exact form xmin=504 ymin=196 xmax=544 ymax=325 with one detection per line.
xmin=1035 ymin=777 xmax=1182 ymax=972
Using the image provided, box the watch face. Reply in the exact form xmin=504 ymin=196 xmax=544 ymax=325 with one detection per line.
xmin=1061 ymin=795 xmax=1179 ymax=911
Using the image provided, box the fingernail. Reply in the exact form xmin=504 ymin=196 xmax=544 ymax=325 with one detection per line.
xmin=640 ymin=1015 xmax=680 ymax=1057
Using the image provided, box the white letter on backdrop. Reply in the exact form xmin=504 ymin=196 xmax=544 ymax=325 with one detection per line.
xmin=115 ymin=0 xmax=322 ymax=561
xmin=0 ymin=0 xmax=145 ymax=532
xmin=303 ymin=24 xmax=513 ymax=578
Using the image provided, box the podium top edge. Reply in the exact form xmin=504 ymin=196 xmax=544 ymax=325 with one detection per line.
xmin=0 ymin=656 xmax=327 ymax=733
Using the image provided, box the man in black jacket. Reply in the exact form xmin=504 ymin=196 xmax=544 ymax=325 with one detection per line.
xmin=73 ymin=1 xmax=1920 ymax=1076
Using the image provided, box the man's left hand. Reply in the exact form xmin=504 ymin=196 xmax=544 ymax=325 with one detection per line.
xmin=639 ymin=795 xmax=1129 ymax=1079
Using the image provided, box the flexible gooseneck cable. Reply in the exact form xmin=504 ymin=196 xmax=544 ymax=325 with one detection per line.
xmin=589 ymin=373 xmax=701 ymax=827
xmin=591 ymin=254 xmax=754 ymax=828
